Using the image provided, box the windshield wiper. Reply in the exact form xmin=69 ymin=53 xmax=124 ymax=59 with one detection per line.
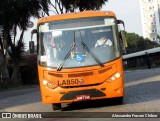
xmin=57 ymin=42 xmax=76 ymax=71
xmin=81 ymin=41 xmax=104 ymax=67
xmin=57 ymin=31 xmax=76 ymax=71
xmin=57 ymin=30 xmax=104 ymax=71
xmin=79 ymin=31 xmax=104 ymax=67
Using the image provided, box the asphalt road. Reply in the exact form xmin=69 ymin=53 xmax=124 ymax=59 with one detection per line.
xmin=0 ymin=68 xmax=160 ymax=120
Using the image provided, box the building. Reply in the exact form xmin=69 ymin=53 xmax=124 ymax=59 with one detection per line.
xmin=139 ymin=0 xmax=160 ymax=42
xmin=104 ymin=0 xmax=160 ymax=43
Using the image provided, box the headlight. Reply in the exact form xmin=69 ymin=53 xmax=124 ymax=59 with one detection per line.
xmin=108 ymin=72 xmax=121 ymax=82
xmin=115 ymin=72 xmax=121 ymax=78
xmin=43 ymin=80 xmax=48 ymax=85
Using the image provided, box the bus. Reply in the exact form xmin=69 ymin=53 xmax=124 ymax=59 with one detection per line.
xmin=30 ymin=11 xmax=127 ymax=110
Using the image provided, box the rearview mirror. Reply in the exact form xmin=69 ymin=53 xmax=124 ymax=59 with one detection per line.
xmin=117 ymin=20 xmax=127 ymax=54
xmin=120 ymin=30 xmax=128 ymax=54
xmin=29 ymin=41 xmax=35 ymax=54
xmin=120 ymin=30 xmax=128 ymax=48
xmin=29 ymin=29 xmax=37 ymax=54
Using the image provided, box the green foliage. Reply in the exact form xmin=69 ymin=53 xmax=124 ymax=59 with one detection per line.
xmin=0 ymin=0 xmax=50 ymax=84
xmin=61 ymin=0 xmax=108 ymax=12
xmin=0 ymin=0 xmax=50 ymax=31
xmin=51 ymin=0 xmax=108 ymax=14
xmin=21 ymin=54 xmax=38 ymax=84
xmin=126 ymin=32 xmax=160 ymax=54
xmin=8 ymin=38 xmax=24 ymax=63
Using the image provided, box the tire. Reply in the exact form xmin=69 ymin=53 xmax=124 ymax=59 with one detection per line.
xmin=52 ymin=103 xmax=61 ymax=110
xmin=115 ymin=97 xmax=123 ymax=104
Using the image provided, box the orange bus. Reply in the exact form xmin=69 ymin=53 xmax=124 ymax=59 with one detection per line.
xmin=30 ymin=11 xmax=127 ymax=110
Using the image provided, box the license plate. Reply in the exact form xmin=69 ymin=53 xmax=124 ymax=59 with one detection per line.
xmin=76 ymin=94 xmax=90 ymax=101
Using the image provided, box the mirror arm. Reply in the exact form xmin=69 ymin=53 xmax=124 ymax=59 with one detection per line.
xmin=29 ymin=29 xmax=37 ymax=54
xmin=117 ymin=20 xmax=125 ymax=31
xmin=31 ymin=29 xmax=37 ymax=41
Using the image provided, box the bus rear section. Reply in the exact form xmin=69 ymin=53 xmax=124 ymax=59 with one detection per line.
xmin=34 ymin=11 xmax=126 ymax=110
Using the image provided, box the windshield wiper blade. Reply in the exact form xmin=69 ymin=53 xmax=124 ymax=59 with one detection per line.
xmin=81 ymin=41 xmax=104 ymax=67
xmin=78 ymin=30 xmax=104 ymax=67
xmin=57 ymin=42 xmax=76 ymax=71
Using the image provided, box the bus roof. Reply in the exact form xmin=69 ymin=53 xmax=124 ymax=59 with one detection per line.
xmin=38 ymin=11 xmax=116 ymax=24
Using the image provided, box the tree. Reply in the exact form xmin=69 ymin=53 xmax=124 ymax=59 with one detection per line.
xmin=125 ymin=32 xmax=139 ymax=53
xmin=126 ymin=32 xmax=160 ymax=54
xmin=8 ymin=31 xmax=25 ymax=84
xmin=62 ymin=0 xmax=108 ymax=12
xmin=50 ymin=0 xmax=67 ymax=14
xmin=50 ymin=0 xmax=108 ymax=14
xmin=0 ymin=0 xmax=50 ymax=84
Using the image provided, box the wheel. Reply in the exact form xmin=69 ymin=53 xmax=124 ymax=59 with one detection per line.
xmin=52 ymin=103 xmax=61 ymax=110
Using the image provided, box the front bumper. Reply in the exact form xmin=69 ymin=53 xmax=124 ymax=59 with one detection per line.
xmin=40 ymin=76 xmax=124 ymax=104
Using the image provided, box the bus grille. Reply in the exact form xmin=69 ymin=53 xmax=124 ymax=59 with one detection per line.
xmin=68 ymin=72 xmax=93 ymax=78
xmin=60 ymin=89 xmax=106 ymax=101
xmin=60 ymin=82 xmax=103 ymax=88
xmin=48 ymin=72 xmax=63 ymax=78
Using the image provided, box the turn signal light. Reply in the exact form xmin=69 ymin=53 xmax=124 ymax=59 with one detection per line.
xmin=42 ymin=80 xmax=58 ymax=89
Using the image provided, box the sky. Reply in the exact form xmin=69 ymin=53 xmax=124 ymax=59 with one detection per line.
xmin=23 ymin=0 xmax=143 ymax=50
xmin=22 ymin=18 xmax=38 ymax=50
xmin=102 ymin=0 xmax=143 ymax=35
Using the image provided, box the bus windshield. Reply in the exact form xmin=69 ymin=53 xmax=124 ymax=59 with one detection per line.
xmin=38 ymin=17 xmax=120 ymax=69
